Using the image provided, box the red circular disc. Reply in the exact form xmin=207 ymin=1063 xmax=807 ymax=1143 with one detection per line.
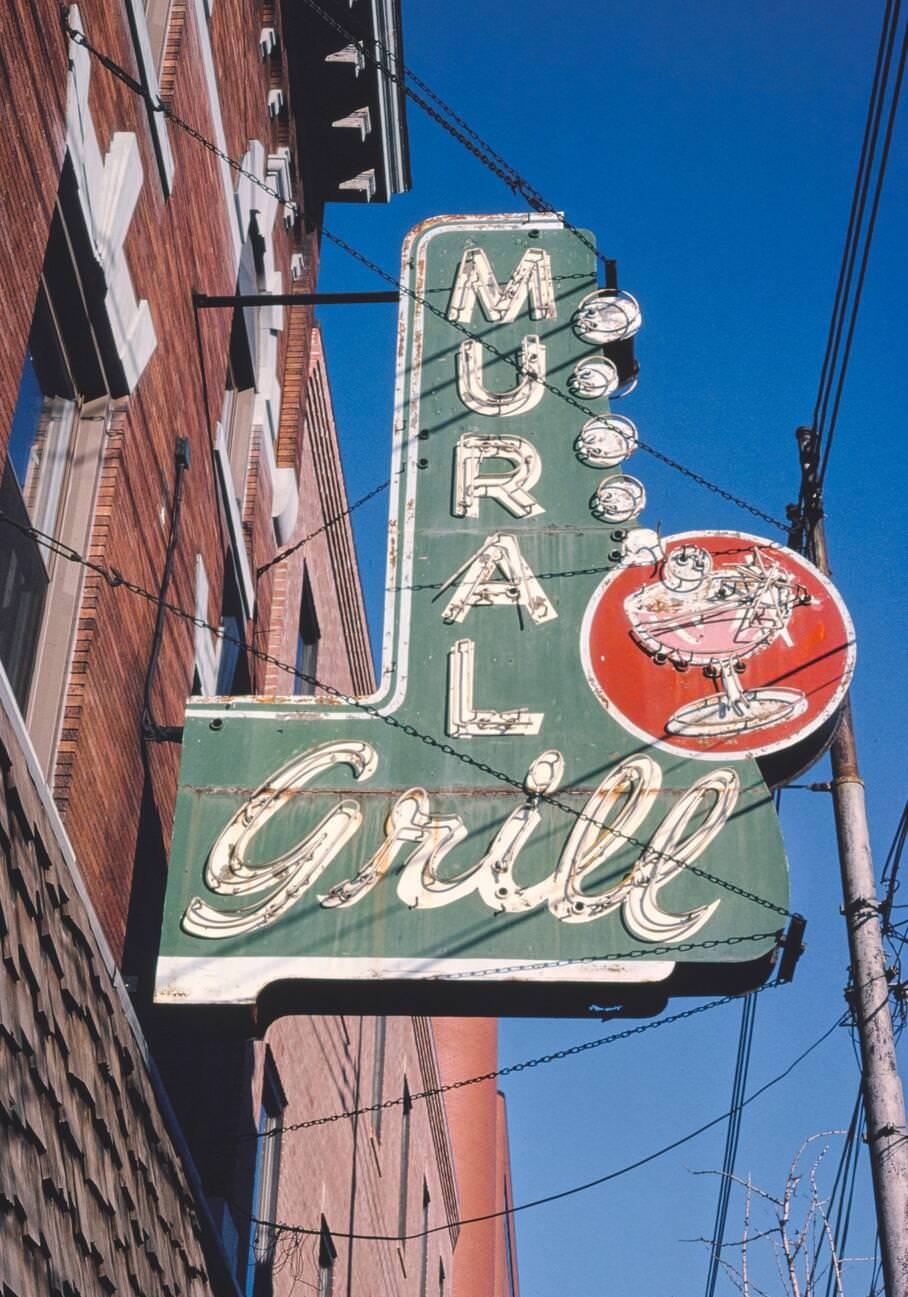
xmin=581 ymin=531 xmax=856 ymax=761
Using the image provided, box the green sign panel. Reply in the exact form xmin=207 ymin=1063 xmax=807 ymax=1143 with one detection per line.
xmin=155 ymin=214 xmax=853 ymax=1018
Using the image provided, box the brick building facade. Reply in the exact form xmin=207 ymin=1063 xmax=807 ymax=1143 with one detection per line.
xmin=0 ymin=1 xmax=518 ymax=1295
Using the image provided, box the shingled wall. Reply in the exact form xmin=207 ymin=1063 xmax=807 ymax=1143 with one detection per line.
xmin=0 ymin=687 xmax=230 ymax=1297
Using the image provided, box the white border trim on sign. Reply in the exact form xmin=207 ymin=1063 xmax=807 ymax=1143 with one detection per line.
xmin=186 ymin=212 xmax=568 ymax=722
xmin=155 ymin=953 xmax=675 ymax=1004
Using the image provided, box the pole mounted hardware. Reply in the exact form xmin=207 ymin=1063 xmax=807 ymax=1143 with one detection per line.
xmin=776 ymin=914 xmax=807 ymax=983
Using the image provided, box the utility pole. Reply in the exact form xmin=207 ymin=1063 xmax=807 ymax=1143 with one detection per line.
xmin=794 ymin=427 xmax=908 ymax=1297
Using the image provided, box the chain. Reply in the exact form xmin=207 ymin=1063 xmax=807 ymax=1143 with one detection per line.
xmin=400 ymin=542 xmax=786 ymax=594
xmin=54 ymin=21 xmax=792 ymax=916
xmin=246 ymin=973 xmax=786 ymax=1141
xmin=0 ymin=509 xmax=793 ymax=920
xmin=435 ymin=930 xmax=781 ymax=981
xmin=296 ymin=0 xmax=611 ymax=277
xmin=256 ymin=477 xmax=391 ymax=578
xmin=61 ymin=17 xmax=787 ymax=535
xmin=246 ymin=1010 xmax=847 ymax=1244
xmin=317 ymin=223 xmax=789 ymax=533
xmin=293 ymin=0 xmax=786 ymax=531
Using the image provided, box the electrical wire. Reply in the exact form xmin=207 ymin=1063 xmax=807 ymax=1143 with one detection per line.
xmin=879 ymin=800 xmax=908 ymax=1032
xmin=817 ymin=10 xmax=908 ymax=488
xmin=822 ymin=1091 xmax=865 ymax=1297
xmin=794 ymin=0 xmax=907 ymax=542
xmin=36 ymin=17 xmax=894 ymax=1273
xmin=704 ymin=991 xmax=757 ymax=1297
xmin=0 ymin=507 xmax=795 ymax=921
xmin=247 ymin=1010 xmax=847 ymax=1243
xmin=246 ymin=975 xmax=788 ymax=1144
xmin=880 ymin=799 xmax=908 ymax=928
xmin=60 ymin=14 xmax=789 ymax=537
xmin=813 ymin=0 xmax=900 ymax=453
xmin=295 ymin=0 xmax=616 ymax=282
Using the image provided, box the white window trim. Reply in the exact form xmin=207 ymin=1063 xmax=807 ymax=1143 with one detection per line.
xmin=26 ymin=399 xmax=111 ymax=774
xmin=189 ymin=0 xmax=243 ymax=263
xmin=214 ymin=423 xmax=256 ymax=619
xmin=118 ymin=0 xmax=176 ymax=195
xmin=66 ymin=9 xmax=157 ymax=393
xmin=193 ymin=554 xmax=220 ymax=695
xmin=232 ymin=166 xmax=300 ymax=544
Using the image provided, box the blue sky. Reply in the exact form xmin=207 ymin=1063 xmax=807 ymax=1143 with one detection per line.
xmin=316 ymin=3 xmax=907 ymax=1292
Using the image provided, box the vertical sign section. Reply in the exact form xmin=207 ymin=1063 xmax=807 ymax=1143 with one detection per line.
xmin=156 ymin=214 xmax=852 ymax=1018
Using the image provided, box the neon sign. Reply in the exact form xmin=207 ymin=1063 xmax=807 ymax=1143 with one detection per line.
xmin=155 ymin=214 xmax=854 ymax=1018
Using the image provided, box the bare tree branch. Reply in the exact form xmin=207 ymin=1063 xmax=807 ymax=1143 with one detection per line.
xmin=690 ymin=1131 xmax=856 ymax=1297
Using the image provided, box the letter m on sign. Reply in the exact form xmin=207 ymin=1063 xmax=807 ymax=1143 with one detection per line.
xmin=447 ymin=247 xmax=556 ymax=324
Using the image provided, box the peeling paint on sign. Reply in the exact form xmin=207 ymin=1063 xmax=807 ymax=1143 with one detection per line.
xmin=155 ymin=214 xmax=854 ymax=1019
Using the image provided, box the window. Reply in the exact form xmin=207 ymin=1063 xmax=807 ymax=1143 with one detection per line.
xmin=217 ymin=224 xmax=267 ymax=517
xmin=317 ymin=1219 xmax=336 ymax=1297
xmin=246 ymin=1055 xmax=287 ymax=1297
xmin=216 ymin=546 xmax=253 ymax=696
xmin=438 ymin=1258 xmax=446 ymax=1297
xmin=371 ymin=1017 xmax=387 ymax=1141
xmin=294 ymin=569 xmax=320 ymax=695
xmin=221 ymin=300 xmax=257 ymax=516
xmin=0 ymin=164 xmax=110 ymax=769
xmin=398 ymin=1079 xmax=412 ymax=1244
xmin=144 ymin=0 xmax=174 ymax=69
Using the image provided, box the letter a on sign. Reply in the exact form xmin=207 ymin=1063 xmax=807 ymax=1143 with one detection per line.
xmin=440 ymin=533 xmax=557 ymax=625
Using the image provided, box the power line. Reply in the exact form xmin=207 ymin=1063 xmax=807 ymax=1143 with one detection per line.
xmin=879 ymin=800 xmax=908 ymax=1032
xmin=248 ymin=1011 xmax=847 ymax=1243
xmin=793 ymin=0 xmax=907 ymax=544
xmin=817 ymin=8 xmax=907 ymax=488
xmin=705 ymin=787 xmax=782 ymax=1292
xmin=704 ymin=991 xmax=757 ymax=1297
xmin=812 ymin=0 xmax=900 ymax=452
xmin=0 ymin=508 xmax=794 ymax=921
xmin=880 ymin=800 xmax=908 ymax=926
xmin=823 ymin=1090 xmax=865 ymax=1297
xmin=245 ymin=975 xmax=788 ymax=1144
xmin=296 ymin=0 xmax=616 ymax=281
xmin=60 ymin=14 xmax=789 ymax=537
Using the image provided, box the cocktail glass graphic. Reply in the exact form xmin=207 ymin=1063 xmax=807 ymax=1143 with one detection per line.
xmin=624 ymin=544 xmax=812 ymax=737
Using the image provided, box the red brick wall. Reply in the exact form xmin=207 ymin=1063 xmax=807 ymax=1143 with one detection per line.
xmin=0 ymin=1 xmax=68 ymax=463
xmin=264 ymin=327 xmax=375 ymax=698
xmin=261 ymin=1014 xmax=458 ymax=1297
xmin=0 ymin=8 xmax=516 ymax=1297
xmin=433 ymin=1018 xmax=516 ymax=1297
xmin=0 ymin=0 xmax=363 ymax=966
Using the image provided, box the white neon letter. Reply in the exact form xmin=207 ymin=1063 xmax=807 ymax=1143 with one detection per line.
xmin=440 ymin=533 xmax=557 ymax=626
xmin=181 ymin=740 xmax=376 ymax=938
xmin=447 ymin=246 xmax=556 ymax=325
xmin=622 ymin=769 xmax=738 ymax=942
xmin=453 ymin=433 xmax=544 ymax=519
xmin=475 ymin=750 xmax=566 ymax=913
xmin=548 ymin=756 xmax=662 ymax=923
xmin=322 ymin=788 xmax=465 ymax=910
xmin=446 ymin=638 xmax=543 ymax=737
xmin=457 ymin=337 xmax=546 ymax=417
